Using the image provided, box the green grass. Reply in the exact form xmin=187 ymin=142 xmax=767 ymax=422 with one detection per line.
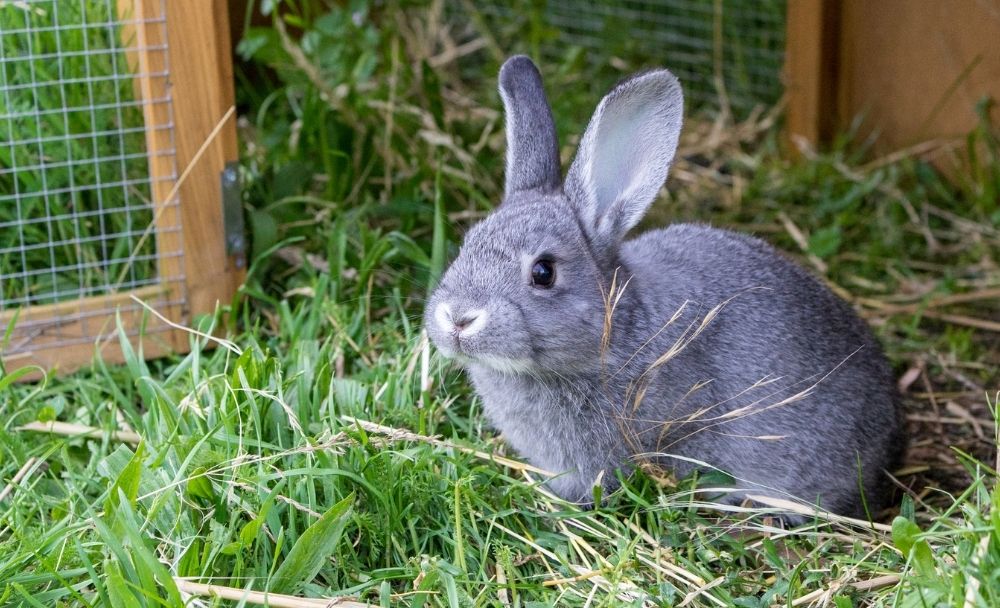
xmin=0 ymin=0 xmax=156 ymax=306
xmin=2 ymin=1 xmax=999 ymax=606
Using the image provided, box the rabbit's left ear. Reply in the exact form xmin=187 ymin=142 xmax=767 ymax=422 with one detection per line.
xmin=565 ymin=70 xmax=683 ymax=244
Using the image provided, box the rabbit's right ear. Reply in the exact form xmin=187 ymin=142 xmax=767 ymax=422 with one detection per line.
xmin=565 ymin=70 xmax=683 ymax=246
xmin=498 ymin=56 xmax=562 ymax=197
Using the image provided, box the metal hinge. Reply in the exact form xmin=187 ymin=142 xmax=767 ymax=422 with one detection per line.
xmin=221 ymin=162 xmax=247 ymax=269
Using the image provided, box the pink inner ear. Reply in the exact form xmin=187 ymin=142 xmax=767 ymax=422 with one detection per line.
xmin=592 ymin=88 xmax=660 ymax=219
xmin=563 ymin=69 xmax=683 ymax=243
xmin=579 ymin=72 xmax=683 ymax=238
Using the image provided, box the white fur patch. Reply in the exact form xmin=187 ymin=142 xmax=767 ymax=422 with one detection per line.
xmin=474 ymin=354 xmax=534 ymax=374
xmin=434 ymin=302 xmax=453 ymax=333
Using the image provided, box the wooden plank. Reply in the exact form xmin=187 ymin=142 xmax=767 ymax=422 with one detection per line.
xmin=1 ymin=285 xmax=179 ymax=378
xmin=165 ymin=0 xmax=243 ymax=318
xmin=784 ymin=0 xmax=841 ymax=151
xmin=0 ymin=285 xmax=167 ymax=327
xmin=837 ymin=0 xmax=1000 ymax=155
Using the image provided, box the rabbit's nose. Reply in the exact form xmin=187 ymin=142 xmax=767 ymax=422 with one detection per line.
xmin=435 ymin=302 xmax=488 ymax=336
xmin=454 ymin=310 xmax=485 ymax=333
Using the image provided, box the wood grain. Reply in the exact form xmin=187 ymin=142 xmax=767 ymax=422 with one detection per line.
xmin=0 ymin=285 xmax=178 ymax=378
xmin=784 ymin=0 xmax=840 ymax=150
xmin=837 ymin=0 xmax=1000 ymax=152
xmin=786 ymin=0 xmax=1000 ymax=159
xmin=118 ymin=0 xmax=185 ymax=352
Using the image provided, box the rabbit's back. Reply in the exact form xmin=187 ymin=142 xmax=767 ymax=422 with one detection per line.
xmin=622 ymin=223 xmax=902 ymax=515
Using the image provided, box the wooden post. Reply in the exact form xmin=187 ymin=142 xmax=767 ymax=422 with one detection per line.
xmin=784 ymin=0 xmax=840 ymax=151
xmin=164 ymin=0 xmax=243 ymax=320
xmin=786 ymin=0 xmax=1000 ymax=161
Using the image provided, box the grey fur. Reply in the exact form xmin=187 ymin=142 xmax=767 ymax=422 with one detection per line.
xmin=425 ymin=56 xmax=904 ymax=518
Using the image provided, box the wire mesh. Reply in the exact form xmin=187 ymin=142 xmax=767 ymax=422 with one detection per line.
xmin=478 ymin=0 xmax=786 ymax=116
xmin=0 ymin=0 xmax=184 ymax=355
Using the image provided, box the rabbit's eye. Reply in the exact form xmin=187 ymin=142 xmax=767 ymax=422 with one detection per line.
xmin=531 ymin=259 xmax=555 ymax=288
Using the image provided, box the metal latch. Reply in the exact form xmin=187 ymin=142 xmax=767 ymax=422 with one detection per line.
xmin=221 ymin=162 xmax=247 ymax=269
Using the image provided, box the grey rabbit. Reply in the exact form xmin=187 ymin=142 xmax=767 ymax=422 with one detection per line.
xmin=424 ymin=56 xmax=904 ymax=518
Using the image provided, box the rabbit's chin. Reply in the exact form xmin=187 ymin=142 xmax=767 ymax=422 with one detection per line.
xmin=452 ymin=352 xmax=535 ymax=375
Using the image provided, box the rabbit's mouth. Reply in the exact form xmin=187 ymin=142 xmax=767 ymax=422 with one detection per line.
xmin=431 ymin=326 xmax=535 ymax=374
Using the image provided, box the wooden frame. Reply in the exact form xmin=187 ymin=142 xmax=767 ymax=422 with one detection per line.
xmin=0 ymin=0 xmax=242 ymax=377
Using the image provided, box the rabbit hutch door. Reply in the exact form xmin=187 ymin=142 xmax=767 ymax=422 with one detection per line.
xmin=0 ymin=0 xmax=243 ymax=377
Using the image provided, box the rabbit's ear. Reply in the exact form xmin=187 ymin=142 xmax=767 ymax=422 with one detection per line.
xmin=498 ymin=56 xmax=562 ymax=196
xmin=565 ymin=70 xmax=683 ymax=243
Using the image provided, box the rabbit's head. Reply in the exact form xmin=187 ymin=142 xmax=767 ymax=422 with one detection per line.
xmin=425 ymin=56 xmax=683 ymax=374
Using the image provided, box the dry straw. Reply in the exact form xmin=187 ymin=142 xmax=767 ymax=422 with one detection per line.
xmin=173 ymin=579 xmax=370 ymax=607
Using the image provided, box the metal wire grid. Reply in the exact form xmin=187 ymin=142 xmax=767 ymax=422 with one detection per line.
xmin=479 ymin=0 xmax=786 ymax=116
xmin=0 ymin=0 xmax=184 ymax=353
